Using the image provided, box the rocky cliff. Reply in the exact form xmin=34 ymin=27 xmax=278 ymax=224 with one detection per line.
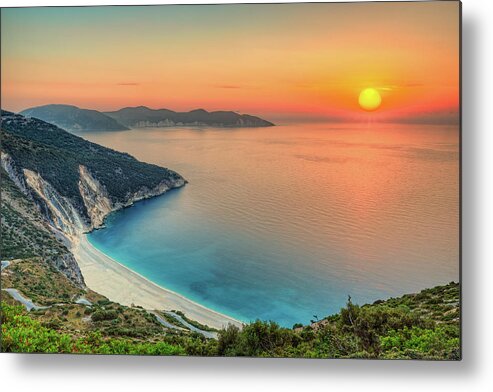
xmin=77 ymin=163 xmax=185 ymax=231
xmin=0 ymin=163 xmax=85 ymax=286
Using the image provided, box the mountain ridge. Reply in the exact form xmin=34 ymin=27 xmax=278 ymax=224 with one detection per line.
xmin=20 ymin=104 xmax=129 ymax=132
xmin=104 ymin=105 xmax=274 ymax=128
xmin=19 ymin=104 xmax=275 ymax=131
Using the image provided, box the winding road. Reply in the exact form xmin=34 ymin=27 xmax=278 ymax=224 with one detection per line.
xmin=2 ymin=288 xmax=50 ymax=311
xmin=164 ymin=311 xmax=218 ymax=339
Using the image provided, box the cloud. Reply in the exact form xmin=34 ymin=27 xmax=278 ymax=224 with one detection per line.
xmin=216 ymin=84 xmax=241 ymax=89
xmin=378 ymin=83 xmax=423 ymax=91
xmin=117 ymin=82 xmax=140 ymax=86
xmin=404 ymin=82 xmax=424 ymax=88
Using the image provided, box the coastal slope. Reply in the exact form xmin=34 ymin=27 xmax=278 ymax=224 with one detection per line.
xmin=20 ymin=104 xmax=129 ymax=132
xmin=1 ymin=166 xmax=84 ymax=286
xmin=1 ymin=110 xmax=185 ymax=237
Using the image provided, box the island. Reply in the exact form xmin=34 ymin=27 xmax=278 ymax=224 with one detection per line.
xmin=19 ymin=104 xmax=275 ymax=133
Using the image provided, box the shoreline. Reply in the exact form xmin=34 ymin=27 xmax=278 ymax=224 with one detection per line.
xmin=72 ymin=235 xmax=243 ymax=330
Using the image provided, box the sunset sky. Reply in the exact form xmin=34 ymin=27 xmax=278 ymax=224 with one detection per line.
xmin=1 ymin=2 xmax=460 ymax=123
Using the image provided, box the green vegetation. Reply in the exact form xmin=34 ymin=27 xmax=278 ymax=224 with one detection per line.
xmin=215 ymin=283 xmax=459 ymax=359
xmin=1 ymin=304 xmax=185 ymax=355
xmin=2 ymin=259 xmax=84 ymax=305
xmin=85 ymin=303 xmax=164 ymax=339
xmin=91 ymin=309 xmax=119 ymax=322
xmin=1 ymin=283 xmax=460 ymax=359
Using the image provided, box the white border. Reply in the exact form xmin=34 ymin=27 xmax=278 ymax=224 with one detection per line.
xmin=2 ymin=0 xmax=492 ymax=391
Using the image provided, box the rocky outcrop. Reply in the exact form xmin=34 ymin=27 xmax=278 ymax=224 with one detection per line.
xmin=16 ymin=164 xmax=186 ymax=235
xmin=3 ymin=154 xmax=186 ymax=236
xmin=121 ymin=176 xmax=186 ymax=208
xmin=78 ymin=165 xmax=113 ymax=228
xmin=1 ymin=157 xmax=86 ymax=287
xmin=1 ymin=152 xmax=29 ymax=195
xmin=49 ymin=252 xmax=85 ymax=286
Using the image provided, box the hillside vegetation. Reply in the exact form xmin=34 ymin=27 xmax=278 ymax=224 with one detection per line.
xmin=2 ymin=110 xmax=184 ymax=222
xmin=1 ymin=282 xmax=460 ymax=359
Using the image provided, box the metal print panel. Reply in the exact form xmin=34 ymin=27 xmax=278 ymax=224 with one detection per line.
xmin=0 ymin=1 xmax=461 ymax=359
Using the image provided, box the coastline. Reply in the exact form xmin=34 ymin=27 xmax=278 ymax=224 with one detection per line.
xmin=72 ymin=235 xmax=243 ymax=330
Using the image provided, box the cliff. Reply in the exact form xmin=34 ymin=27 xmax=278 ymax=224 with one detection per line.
xmin=1 ymin=166 xmax=85 ymax=286
xmin=1 ymin=110 xmax=186 ymax=285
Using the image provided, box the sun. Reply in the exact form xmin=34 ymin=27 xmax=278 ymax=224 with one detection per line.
xmin=358 ymin=88 xmax=382 ymax=111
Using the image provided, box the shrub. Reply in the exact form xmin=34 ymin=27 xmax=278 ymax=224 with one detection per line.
xmin=91 ymin=310 xmax=118 ymax=322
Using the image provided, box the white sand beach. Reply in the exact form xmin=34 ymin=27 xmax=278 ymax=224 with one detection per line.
xmin=72 ymin=236 xmax=243 ymax=330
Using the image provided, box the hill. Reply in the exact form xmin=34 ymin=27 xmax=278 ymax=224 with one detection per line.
xmin=1 ymin=110 xmax=185 ymax=234
xmin=20 ymin=104 xmax=129 ymax=132
xmin=104 ymin=106 xmax=274 ymax=128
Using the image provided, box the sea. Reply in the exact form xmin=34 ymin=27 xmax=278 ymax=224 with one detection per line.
xmin=78 ymin=122 xmax=459 ymax=327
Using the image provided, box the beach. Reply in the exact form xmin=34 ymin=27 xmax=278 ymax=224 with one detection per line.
xmin=72 ymin=235 xmax=243 ymax=330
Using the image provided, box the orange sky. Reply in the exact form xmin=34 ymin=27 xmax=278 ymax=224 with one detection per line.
xmin=1 ymin=2 xmax=460 ymax=123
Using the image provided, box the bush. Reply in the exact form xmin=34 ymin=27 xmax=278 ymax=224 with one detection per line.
xmin=380 ymin=325 xmax=460 ymax=359
xmin=217 ymin=324 xmax=241 ymax=356
xmin=338 ymin=298 xmax=425 ymax=354
xmin=91 ymin=310 xmax=118 ymax=322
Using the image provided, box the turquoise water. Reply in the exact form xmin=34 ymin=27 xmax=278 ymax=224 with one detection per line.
xmin=84 ymin=123 xmax=459 ymax=327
